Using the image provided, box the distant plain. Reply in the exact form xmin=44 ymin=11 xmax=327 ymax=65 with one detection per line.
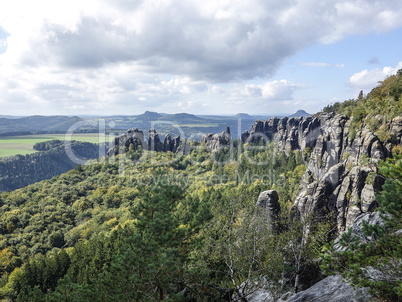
xmin=0 ymin=133 xmax=108 ymax=158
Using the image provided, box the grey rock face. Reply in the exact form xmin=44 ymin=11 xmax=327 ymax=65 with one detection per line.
xmin=243 ymin=116 xmax=321 ymax=153
xmin=201 ymin=126 xmax=231 ymax=151
xmin=256 ymin=190 xmax=281 ymax=231
xmin=244 ymin=113 xmax=401 ymax=232
xmin=107 ymin=128 xmax=182 ymax=156
xmin=106 ymin=128 xmax=147 ymax=156
xmin=278 ymin=275 xmax=371 ymax=302
xmin=390 ymin=116 xmax=402 ymax=145
xmin=163 ymin=134 xmax=173 ymax=152
xmin=333 ymin=165 xmax=383 ymax=232
xmin=148 ymin=129 xmax=163 ymax=151
xmin=172 ymin=135 xmax=181 ymax=153
xmin=241 ymin=130 xmax=250 ymax=143
xmin=334 ymin=211 xmax=385 ymax=252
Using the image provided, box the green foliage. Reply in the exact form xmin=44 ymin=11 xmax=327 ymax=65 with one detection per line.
xmin=377 ymin=152 xmax=402 ymax=230
xmin=201 ymin=197 xmax=284 ymax=300
xmin=322 ymin=99 xmax=358 ymax=117
xmin=0 ymin=137 xmax=356 ymax=300
xmin=33 ymin=140 xmax=64 ymax=151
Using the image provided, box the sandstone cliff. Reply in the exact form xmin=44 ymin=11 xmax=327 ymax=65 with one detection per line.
xmin=244 ymin=113 xmax=402 ymax=232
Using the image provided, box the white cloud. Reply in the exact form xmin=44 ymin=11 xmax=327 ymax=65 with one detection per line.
xmin=224 ymin=79 xmax=304 ymax=112
xmin=348 ymin=61 xmax=402 ymax=90
xmin=260 ymin=80 xmax=304 ymax=100
xmin=0 ymin=0 xmax=402 ymax=115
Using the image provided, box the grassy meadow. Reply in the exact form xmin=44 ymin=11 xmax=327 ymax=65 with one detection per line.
xmin=0 ymin=133 xmax=111 ymax=158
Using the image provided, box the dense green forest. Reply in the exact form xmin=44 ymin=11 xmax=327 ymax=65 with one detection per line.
xmin=0 ymin=141 xmax=317 ymax=301
xmin=0 ymin=72 xmax=401 ymax=301
xmin=0 ymin=141 xmax=101 ymax=192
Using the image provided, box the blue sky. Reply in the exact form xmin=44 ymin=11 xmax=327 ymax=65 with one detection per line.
xmin=275 ymin=27 xmax=402 ymax=110
xmin=0 ymin=0 xmax=402 ymax=116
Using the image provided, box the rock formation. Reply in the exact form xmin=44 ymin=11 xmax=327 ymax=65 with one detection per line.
xmin=242 ymin=113 xmax=401 ymax=232
xmin=107 ymin=128 xmax=147 ymax=156
xmin=201 ymin=125 xmax=231 ymax=151
xmin=333 ymin=211 xmax=385 ymax=252
xmin=148 ymin=129 xmax=164 ymax=152
xmin=107 ymin=128 xmax=182 ymax=156
xmin=256 ymin=190 xmax=281 ymax=231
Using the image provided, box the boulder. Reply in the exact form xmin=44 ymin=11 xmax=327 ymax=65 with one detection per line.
xmin=278 ymin=275 xmax=371 ymax=302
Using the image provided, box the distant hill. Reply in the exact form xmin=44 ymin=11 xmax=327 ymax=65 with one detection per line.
xmin=135 ymin=111 xmax=163 ymax=121
xmin=0 ymin=115 xmax=23 ymax=119
xmin=159 ymin=113 xmax=206 ymax=123
xmin=288 ymin=110 xmax=311 ymax=118
xmin=0 ymin=115 xmax=93 ymax=134
xmin=235 ymin=113 xmax=254 ymax=119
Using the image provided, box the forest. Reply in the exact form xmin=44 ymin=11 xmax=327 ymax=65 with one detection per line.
xmin=0 ymin=72 xmax=401 ymax=301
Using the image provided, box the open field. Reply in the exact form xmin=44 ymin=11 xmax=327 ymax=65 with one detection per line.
xmin=0 ymin=133 xmax=113 ymax=158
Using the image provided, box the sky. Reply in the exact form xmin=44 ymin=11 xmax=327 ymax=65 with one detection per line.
xmin=0 ymin=0 xmax=402 ymax=117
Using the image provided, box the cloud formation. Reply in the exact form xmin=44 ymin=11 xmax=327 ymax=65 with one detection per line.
xmin=0 ymin=0 xmax=402 ymax=114
xmin=348 ymin=61 xmax=402 ymax=91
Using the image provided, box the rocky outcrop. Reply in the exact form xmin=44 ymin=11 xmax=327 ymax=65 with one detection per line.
xmin=235 ymin=113 xmax=401 ymax=302
xmin=193 ymin=113 xmax=400 ymax=232
xmin=107 ymin=128 xmax=182 ymax=156
xmin=256 ymin=190 xmax=281 ymax=231
xmin=243 ymin=113 xmax=400 ymax=232
xmin=148 ymin=129 xmax=164 ymax=152
xmin=201 ymin=125 xmax=231 ymax=151
xmin=291 ymin=115 xmax=389 ymax=232
xmin=241 ymin=116 xmax=321 ymax=153
xmin=390 ymin=116 xmax=402 ymax=146
xmin=196 ymin=113 xmax=400 ymax=232
xmin=334 ymin=211 xmax=385 ymax=252
xmin=107 ymin=128 xmax=147 ymax=156
xmin=277 ymin=275 xmax=371 ymax=302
